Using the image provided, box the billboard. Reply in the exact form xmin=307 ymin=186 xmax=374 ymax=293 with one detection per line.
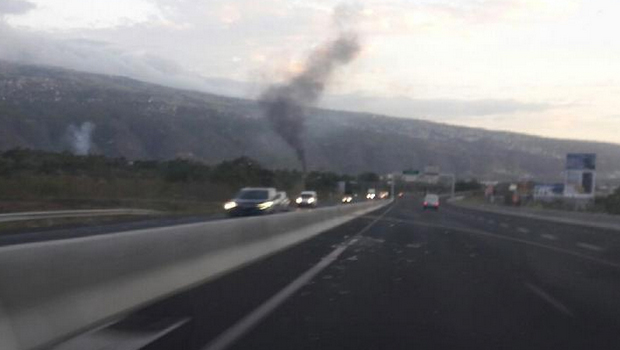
xmin=564 ymin=153 xmax=596 ymax=198
xmin=424 ymin=165 xmax=440 ymax=176
xmin=566 ymin=153 xmax=596 ymax=170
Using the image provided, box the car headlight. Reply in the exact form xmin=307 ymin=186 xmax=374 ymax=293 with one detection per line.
xmin=296 ymin=197 xmax=302 ymax=204
xmin=308 ymin=198 xmax=315 ymax=204
xmin=258 ymin=201 xmax=274 ymax=210
xmin=224 ymin=201 xmax=237 ymax=210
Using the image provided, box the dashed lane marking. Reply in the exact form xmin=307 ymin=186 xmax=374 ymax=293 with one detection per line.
xmin=540 ymin=234 xmax=558 ymax=241
xmin=525 ymin=282 xmax=574 ymax=318
xmin=202 ymin=204 xmax=395 ymax=350
xmin=576 ymin=242 xmax=604 ymax=252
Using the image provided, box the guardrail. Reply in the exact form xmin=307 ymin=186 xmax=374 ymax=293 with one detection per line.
xmin=0 ymin=209 xmax=160 ymax=223
xmin=0 ymin=200 xmax=390 ymax=350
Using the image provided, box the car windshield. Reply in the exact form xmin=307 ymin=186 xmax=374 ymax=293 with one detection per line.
xmin=236 ymin=190 xmax=269 ymax=200
xmin=4 ymin=1 xmax=620 ymax=350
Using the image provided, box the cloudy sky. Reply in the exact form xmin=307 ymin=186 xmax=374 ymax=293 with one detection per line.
xmin=1 ymin=0 xmax=619 ymax=144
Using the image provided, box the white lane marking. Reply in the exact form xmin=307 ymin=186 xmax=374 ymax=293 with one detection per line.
xmin=576 ymin=242 xmax=604 ymax=252
xmin=524 ymin=282 xmax=574 ymax=318
xmin=540 ymin=234 xmax=558 ymax=241
xmin=202 ymin=205 xmax=395 ymax=350
xmin=361 ymin=216 xmax=620 ymax=270
xmin=516 ymin=227 xmax=530 ymax=234
xmin=54 ymin=318 xmax=190 ymax=350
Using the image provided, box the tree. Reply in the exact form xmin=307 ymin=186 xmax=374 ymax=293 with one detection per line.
xmin=357 ymin=172 xmax=380 ymax=183
xmin=163 ymin=159 xmax=210 ymax=183
xmin=605 ymin=187 xmax=620 ymax=214
xmin=455 ymin=179 xmax=482 ymax=192
xmin=305 ymin=171 xmax=341 ymax=192
xmin=209 ymin=157 xmax=274 ymax=188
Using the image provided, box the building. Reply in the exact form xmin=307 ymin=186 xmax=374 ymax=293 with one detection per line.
xmin=563 ymin=153 xmax=596 ymax=199
xmin=533 ymin=183 xmax=564 ymax=202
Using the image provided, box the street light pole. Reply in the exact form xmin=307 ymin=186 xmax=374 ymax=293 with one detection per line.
xmin=450 ymin=174 xmax=455 ymax=198
xmin=440 ymin=173 xmax=455 ymax=198
xmin=391 ymin=172 xmax=396 ymax=200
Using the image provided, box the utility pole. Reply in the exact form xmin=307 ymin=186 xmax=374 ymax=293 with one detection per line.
xmin=391 ymin=172 xmax=396 ymax=200
xmin=440 ymin=173 xmax=455 ymax=198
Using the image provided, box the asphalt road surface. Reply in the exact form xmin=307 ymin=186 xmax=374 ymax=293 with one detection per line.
xmin=54 ymin=196 xmax=620 ymax=350
xmin=0 ymin=204 xmax=336 ymax=246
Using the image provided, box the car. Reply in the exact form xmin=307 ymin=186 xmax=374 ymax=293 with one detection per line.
xmin=224 ymin=187 xmax=279 ymax=216
xmin=423 ymin=194 xmax=440 ymax=211
xmin=273 ymin=191 xmax=291 ymax=212
xmin=366 ymin=188 xmax=376 ymax=200
xmin=296 ymin=191 xmax=318 ymax=208
xmin=341 ymin=194 xmax=353 ymax=204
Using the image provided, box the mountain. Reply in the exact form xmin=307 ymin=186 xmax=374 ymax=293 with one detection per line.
xmin=1 ymin=60 xmax=619 ymax=181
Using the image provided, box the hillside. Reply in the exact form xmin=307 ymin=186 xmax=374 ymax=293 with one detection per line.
xmin=1 ymin=60 xmax=619 ymax=181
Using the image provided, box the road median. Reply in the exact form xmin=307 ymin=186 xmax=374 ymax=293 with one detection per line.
xmin=0 ymin=199 xmax=390 ymax=350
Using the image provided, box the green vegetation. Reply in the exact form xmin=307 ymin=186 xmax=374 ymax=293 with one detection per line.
xmin=0 ymin=149 xmax=362 ymax=213
xmin=604 ymin=188 xmax=620 ymax=214
xmin=455 ymin=179 xmax=483 ymax=192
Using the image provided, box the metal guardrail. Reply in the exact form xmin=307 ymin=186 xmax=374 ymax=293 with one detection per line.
xmin=0 ymin=200 xmax=390 ymax=350
xmin=0 ymin=209 xmax=160 ymax=223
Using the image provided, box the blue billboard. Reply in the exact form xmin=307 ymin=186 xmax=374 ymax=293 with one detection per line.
xmin=566 ymin=153 xmax=596 ymax=170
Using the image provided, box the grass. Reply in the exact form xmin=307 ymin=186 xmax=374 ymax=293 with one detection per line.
xmin=0 ymin=175 xmax=232 ymax=214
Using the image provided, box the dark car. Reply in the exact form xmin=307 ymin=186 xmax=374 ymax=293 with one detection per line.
xmin=224 ymin=187 xmax=279 ymax=217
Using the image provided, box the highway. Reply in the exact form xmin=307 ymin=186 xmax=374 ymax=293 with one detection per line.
xmin=0 ymin=202 xmax=341 ymax=247
xmin=52 ymin=195 xmax=620 ymax=350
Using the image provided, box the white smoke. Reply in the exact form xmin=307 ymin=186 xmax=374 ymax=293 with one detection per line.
xmin=67 ymin=122 xmax=95 ymax=155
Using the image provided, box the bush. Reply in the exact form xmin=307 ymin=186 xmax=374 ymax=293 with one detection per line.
xmin=455 ymin=179 xmax=482 ymax=192
xmin=605 ymin=188 xmax=620 ymax=214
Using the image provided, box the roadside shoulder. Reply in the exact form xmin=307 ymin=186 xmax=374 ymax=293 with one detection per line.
xmin=448 ymin=198 xmax=620 ymax=232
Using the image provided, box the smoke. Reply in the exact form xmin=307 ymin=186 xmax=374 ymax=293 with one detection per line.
xmin=260 ymin=4 xmax=362 ymax=172
xmin=67 ymin=122 xmax=96 ymax=155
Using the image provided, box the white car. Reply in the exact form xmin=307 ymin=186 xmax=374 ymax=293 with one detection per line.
xmin=423 ymin=194 xmax=440 ymax=211
xmin=296 ymin=191 xmax=318 ymax=208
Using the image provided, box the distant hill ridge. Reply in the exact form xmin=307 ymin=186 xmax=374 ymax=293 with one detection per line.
xmin=1 ymin=60 xmax=619 ymax=181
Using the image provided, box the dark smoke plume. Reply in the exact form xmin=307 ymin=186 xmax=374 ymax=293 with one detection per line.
xmin=260 ymin=5 xmax=361 ymax=172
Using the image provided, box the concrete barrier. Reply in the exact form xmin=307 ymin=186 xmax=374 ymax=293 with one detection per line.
xmin=0 ymin=200 xmax=389 ymax=350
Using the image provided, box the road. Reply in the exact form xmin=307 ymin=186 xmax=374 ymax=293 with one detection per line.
xmin=0 ymin=206 xmax=339 ymax=247
xmin=53 ymin=195 xmax=620 ymax=350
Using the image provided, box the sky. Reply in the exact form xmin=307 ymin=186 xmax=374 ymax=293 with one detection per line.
xmin=1 ymin=0 xmax=620 ymax=144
